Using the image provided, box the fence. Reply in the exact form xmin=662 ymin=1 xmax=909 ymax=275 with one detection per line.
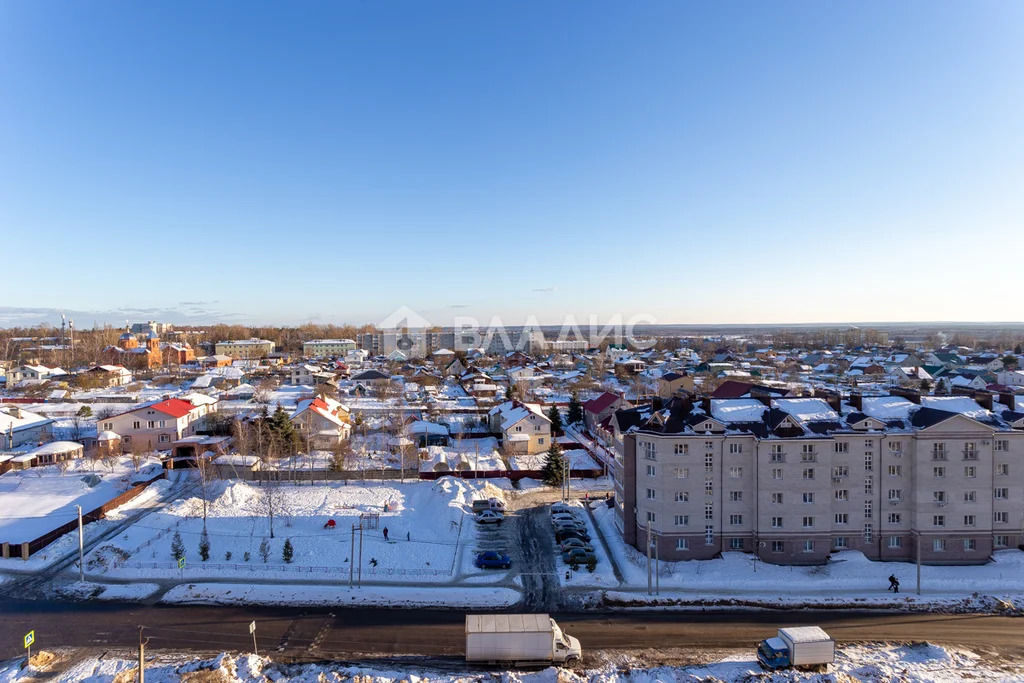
xmin=109 ymin=560 xmax=450 ymax=577
xmin=418 ymin=468 xmax=603 ymax=481
xmin=252 ymin=469 xmax=409 ymax=484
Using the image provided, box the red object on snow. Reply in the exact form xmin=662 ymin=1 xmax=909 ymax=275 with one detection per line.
xmin=324 ymin=519 xmax=337 ymax=529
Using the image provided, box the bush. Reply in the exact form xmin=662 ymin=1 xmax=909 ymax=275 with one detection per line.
xmin=225 ymin=551 xmax=232 ymax=561
xmin=587 ymin=558 xmax=597 ymax=573
xmin=243 ymin=551 xmax=251 ymax=562
xmin=259 ymin=538 xmax=270 ymax=563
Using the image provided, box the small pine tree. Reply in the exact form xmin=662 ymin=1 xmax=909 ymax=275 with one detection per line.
xmin=282 ymin=538 xmax=294 ymax=564
xmin=920 ymin=378 xmax=932 ymax=392
xmin=77 ymin=405 xmax=92 ymax=417
xmin=259 ymin=538 xmax=271 ymax=563
xmin=171 ymin=531 xmax=185 ymax=561
xmin=542 ymin=442 xmax=565 ymax=486
xmin=243 ymin=551 xmax=251 ymax=562
xmin=547 ymin=405 xmax=563 ymax=437
xmin=567 ymin=392 xmax=584 ymax=426
xmin=1015 ymin=343 xmax=1022 ymax=355
xmin=198 ymin=528 xmax=210 ymax=562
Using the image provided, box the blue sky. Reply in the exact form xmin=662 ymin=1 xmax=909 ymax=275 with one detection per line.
xmin=1 ymin=1 xmax=1022 ymax=328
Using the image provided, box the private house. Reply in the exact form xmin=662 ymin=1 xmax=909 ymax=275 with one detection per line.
xmin=583 ymin=391 xmax=631 ymax=434
xmin=349 ymin=369 xmax=391 ymax=391
xmin=405 ymin=420 xmax=450 ymax=447
xmin=488 ymin=399 xmax=552 ymax=455
xmin=161 ymin=342 xmax=197 ymax=365
xmin=290 ymin=396 xmax=351 ymax=447
xmin=98 ymin=396 xmax=217 ymax=452
xmin=658 ymin=372 xmax=694 ymax=399
xmin=7 ymin=364 xmax=68 ymax=385
xmin=83 ymin=365 xmax=133 ymax=387
xmin=0 ymin=406 xmax=54 ymax=449
xmin=28 ymin=440 xmax=84 ymax=466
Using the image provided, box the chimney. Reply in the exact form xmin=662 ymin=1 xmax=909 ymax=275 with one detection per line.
xmin=10 ymin=406 xmax=21 ymax=419
xmin=849 ymin=392 xmax=863 ymax=411
xmin=999 ymin=392 xmax=1016 ymax=409
xmin=889 ymin=387 xmax=921 ymax=404
xmin=974 ymin=392 xmax=993 ymax=411
xmin=701 ymin=396 xmax=712 ymax=414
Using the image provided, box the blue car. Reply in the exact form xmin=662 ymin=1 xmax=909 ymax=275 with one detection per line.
xmin=475 ymin=551 xmax=512 ymax=569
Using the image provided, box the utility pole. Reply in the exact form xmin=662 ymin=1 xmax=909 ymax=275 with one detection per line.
xmin=916 ymin=531 xmax=922 ymax=596
xmin=654 ymin=531 xmax=660 ymax=596
xmin=357 ymin=523 xmax=363 ymax=587
xmin=76 ymin=505 xmax=84 ymax=582
xmin=646 ymin=523 xmax=652 ymax=596
xmin=249 ymin=621 xmax=258 ymax=656
xmin=349 ymin=524 xmax=355 ymax=587
xmin=137 ymin=626 xmax=149 ymax=683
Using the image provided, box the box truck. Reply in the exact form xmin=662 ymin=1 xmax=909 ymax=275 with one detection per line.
xmin=465 ymin=614 xmax=582 ymax=667
xmin=757 ymin=626 xmax=835 ymax=670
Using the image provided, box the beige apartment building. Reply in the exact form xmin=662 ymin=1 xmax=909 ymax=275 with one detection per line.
xmin=616 ymin=393 xmax=1024 ymax=565
xmin=214 ymin=338 xmax=275 ymax=359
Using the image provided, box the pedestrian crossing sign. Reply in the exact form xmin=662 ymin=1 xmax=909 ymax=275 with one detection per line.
xmin=24 ymin=631 xmax=34 ymax=649
xmin=178 ymin=557 xmax=185 ymax=570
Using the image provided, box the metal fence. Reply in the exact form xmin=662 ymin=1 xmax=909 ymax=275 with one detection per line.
xmin=110 ymin=560 xmax=450 ymax=576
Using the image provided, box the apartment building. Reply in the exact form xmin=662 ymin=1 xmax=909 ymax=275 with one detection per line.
xmin=302 ymin=339 xmax=357 ymax=357
xmin=616 ymin=393 xmax=1024 ymax=566
xmin=214 ymin=338 xmax=275 ymax=359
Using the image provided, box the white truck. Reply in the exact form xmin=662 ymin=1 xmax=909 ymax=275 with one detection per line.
xmin=465 ymin=614 xmax=582 ymax=667
xmin=757 ymin=626 xmax=835 ymax=670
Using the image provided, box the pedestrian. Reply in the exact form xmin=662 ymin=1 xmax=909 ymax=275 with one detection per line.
xmin=888 ymin=574 xmax=898 ymax=592
xmin=893 ymin=577 xmax=900 ymax=593
xmin=383 ymin=526 xmax=389 ymax=542
xmin=406 ymin=531 xmax=410 ymax=542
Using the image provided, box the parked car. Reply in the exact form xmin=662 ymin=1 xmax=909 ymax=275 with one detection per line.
xmin=475 ymin=551 xmax=512 ymax=569
xmin=550 ymin=502 xmax=574 ymax=515
xmin=553 ymin=519 xmax=587 ymax=532
xmin=551 ymin=512 xmax=581 ymax=524
xmin=472 ymin=498 xmax=507 ymax=513
xmin=559 ymin=538 xmax=595 ymax=553
xmin=555 ymin=528 xmax=590 ymax=542
xmin=563 ymin=548 xmax=597 ymax=564
xmin=476 ymin=510 xmax=504 ymax=524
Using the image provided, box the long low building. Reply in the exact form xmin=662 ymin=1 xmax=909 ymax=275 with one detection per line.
xmin=615 ymin=392 xmax=1024 ymax=566
xmin=214 ymin=338 xmax=275 ymax=359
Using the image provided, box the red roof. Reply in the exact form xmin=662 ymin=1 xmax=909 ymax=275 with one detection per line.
xmin=584 ymin=391 xmax=621 ymax=415
xmin=149 ymin=398 xmax=196 ymax=418
xmin=711 ymin=380 xmax=757 ymax=399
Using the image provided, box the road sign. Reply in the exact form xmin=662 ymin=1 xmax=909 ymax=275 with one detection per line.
xmin=178 ymin=557 xmax=185 ymax=570
xmin=24 ymin=631 xmax=34 ymax=648
xmin=249 ymin=621 xmax=256 ymax=635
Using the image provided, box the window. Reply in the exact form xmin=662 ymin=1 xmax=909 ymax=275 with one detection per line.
xmin=887 ymin=536 xmax=902 ymax=549
xmin=803 ymin=540 xmax=814 ymax=553
xmin=888 ymin=489 xmax=902 ymax=502
xmin=833 ymin=536 xmax=849 ymax=549
xmin=704 ymin=440 xmax=714 ymax=450
xmin=801 ymin=444 xmax=816 ymax=462
xmin=964 ymin=466 xmax=977 ymax=478
xmin=888 ymin=465 xmax=902 ymax=476
xmin=888 ymin=512 xmax=902 ymax=524
xmin=933 ymin=539 xmax=946 ymax=552
xmin=997 ymin=464 xmax=1009 ymax=476
xmin=772 ymin=492 xmax=784 ymax=504
xmin=675 ymin=491 xmax=689 ymax=502
xmin=705 ymin=453 xmax=714 ymax=473
xmin=538 ymin=438 xmax=544 ymax=445
xmin=646 ymin=465 xmax=656 ymax=477
xmin=159 ymin=434 xmax=169 ymax=443
xmin=995 ymin=488 xmax=1009 ymax=500
xmin=865 ymin=476 xmax=873 ymax=494
xmin=771 ymin=516 xmax=783 ymax=528
xmin=863 ymin=524 xmax=873 ymax=543
xmin=646 ymin=488 xmax=656 ymax=500
xmin=834 ymin=442 xmax=848 ymax=453
xmin=132 ymin=421 xmax=141 ymax=430
xmin=729 ymin=514 xmax=743 ymax=525
xmin=833 ymin=465 xmax=849 ymax=478
xmin=675 ymin=467 xmax=689 ymax=479
xmin=964 ymin=539 xmax=977 ymax=551
xmin=772 ymin=468 xmax=783 ymax=480
xmin=729 ymin=537 xmax=743 ymax=550
xmin=674 ymin=515 xmax=688 ymax=526
xmin=933 ymin=515 xmax=945 ymax=527
xmin=802 ymin=516 xmax=814 ymax=529
xmin=835 ymin=489 xmax=849 ymax=501
xmin=770 ymin=445 xmax=784 ymax=462
xmin=729 ymin=491 xmax=742 ymax=502
xmin=995 ymin=535 xmax=1009 ymax=548
xmin=729 ymin=466 xmax=743 ymax=478
xmin=864 ymin=501 xmax=873 ymax=519
xmin=835 ymin=513 xmax=849 ymax=524
xmin=932 ymin=443 xmax=947 ymax=460
xmin=705 ymin=503 xmax=713 ymax=520
xmin=705 ymin=479 xmax=714 ymax=496
xmin=729 ymin=443 xmax=742 ymax=454
xmin=646 ymin=511 xmax=656 ymax=523
xmin=705 ymin=525 xmax=714 ymax=545
xmin=889 ymin=441 xmax=902 ymax=454
xmin=933 ymin=491 xmax=946 ymax=504
xmin=801 ymin=492 xmax=814 ymax=504
xmin=123 ymin=436 xmax=132 ymax=444
xmin=772 ymin=541 xmax=784 ymax=553
xmin=642 ymin=441 xmax=656 ymax=460
xmin=673 ymin=443 xmax=688 ymax=455
xmin=964 ymin=515 xmax=976 ymax=527
xmin=963 ymin=442 xmax=978 ymax=460
xmin=865 ymin=439 xmax=874 ymax=449
xmin=995 ymin=511 xmax=1009 ymax=523
xmin=864 ymin=454 xmax=874 ymax=472
xmin=802 ymin=468 xmax=815 ymax=480
xmin=933 ymin=466 xmax=945 ymax=478
xmin=995 ymin=440 xmax=1009 ymax=452
xmin=964 ymin=491 xmax=976 ymax=503
xmin=103 ymin=422 xmax=113 ymax=431
xmin=676 ymin=538 xmax=689 ymax=550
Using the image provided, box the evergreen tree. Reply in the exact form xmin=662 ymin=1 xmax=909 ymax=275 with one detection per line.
xmin=1015 ymin=343 xmax=1023 ymax=355
xmin=259 ymin=538 xmax=271 ymax=563
xmin=282 ymin=538 xmax=294 ymax=564
xmin=567 ymin=392 xmax=584 ymax=426
xmin=170 ymin=531 xmax=185 ymax=561
xmin=547 ymin=405 xmax=563 ymax=437
xmin=505 ymin=385 xmax=513 ymax=400
xmin=198 ymin=528 xmax=210 ymax=562
xmin=542 ymin=442 xmax=565 ymax=486
xmin=935 ymin=378 xmax=948 ymax=395
xmin=920 ymin=378 xmax=932 ymax=392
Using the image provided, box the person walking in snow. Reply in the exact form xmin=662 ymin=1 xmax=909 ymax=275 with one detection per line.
xmin=383 ymin=526 xmax=389 ymax=542
xmin=888 ymin=574 xmax=899 ymax=592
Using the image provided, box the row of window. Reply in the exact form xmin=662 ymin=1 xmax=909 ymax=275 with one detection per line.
xmin=651 ymin=509 xmax=1015 ymax=528
xmin=673 ymin=537 xmax=1006 ymax=552
xmin=643 ymin=440 xmax=1012 ymax=462
xmin=646 ymin=464 xmax=1011 ymax=481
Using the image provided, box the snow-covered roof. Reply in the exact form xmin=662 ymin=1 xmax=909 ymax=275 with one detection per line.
xmin=773 ymin=398 xmax=838 ymax=423
xmin=860 ymin=396 xmax=916 ymax=421
xmin=30 ymin=440 xmax=84 ymax=456
xmin=710 ymin=399 xmax=767 ymax=423
xmin=919 ymin=396 xmax=989 ymax=418
xmin=97 ymin=430 xmax=121 ymax=441
xmin=0 ymin=406 xmax=53 ymax=433
xmin=405 ymin=420 xmax=449 ymax=436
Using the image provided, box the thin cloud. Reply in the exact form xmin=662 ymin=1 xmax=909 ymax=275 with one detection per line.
xmin=532 ymin=287 xmax=558 ymax=292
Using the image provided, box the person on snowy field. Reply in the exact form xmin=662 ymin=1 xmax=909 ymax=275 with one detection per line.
xmin=383 ymin=526 xmax=389 ymax=541
xmin=888 ymin=574 xmax=899 ymax=592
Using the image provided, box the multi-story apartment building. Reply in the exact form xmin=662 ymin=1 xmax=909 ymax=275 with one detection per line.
xmin=616 ymin=393 xmax=1024 ymax=566
xmin=214 ymin=338 xmax=275 ymax=359
xmin=302 ymin=339 xmax=357 ymax=357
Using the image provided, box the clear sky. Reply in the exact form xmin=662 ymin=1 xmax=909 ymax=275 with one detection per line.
xmin=1 ymin=1 xmax=1022 ymax=329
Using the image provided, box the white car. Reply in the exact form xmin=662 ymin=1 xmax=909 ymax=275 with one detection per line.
xmin=551 ymin=502 xmax=574 ymax=515
xmin=476 ymin=509 xmax=504 ymax=524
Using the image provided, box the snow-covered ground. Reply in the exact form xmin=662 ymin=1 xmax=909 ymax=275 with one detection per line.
xmin=591 ymin=501 xmax=1024 ymax=609
xmin=162 ymin=582 xmax=519 ymax=608
xmin=0 ymin=457 xmax=163 ymax=544
xmin=2 ymin=642 xmax=1021 ymax=683
xmin=509 ymin=449 xmax=600 ymax=471
xmin=86 ymin=477 xmax=510 ymax=586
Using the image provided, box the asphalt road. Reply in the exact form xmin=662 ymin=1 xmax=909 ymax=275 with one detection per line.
xmin=1 ymin=600 xmax=1021 ymax=663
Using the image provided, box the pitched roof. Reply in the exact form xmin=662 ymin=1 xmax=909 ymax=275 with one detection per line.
xmin=149 ymin=398 xmax=197 ymax=418
xmin=583 ymin=391 xmax=621 ymax=415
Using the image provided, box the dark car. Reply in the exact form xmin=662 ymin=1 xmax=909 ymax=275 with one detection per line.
xmin=555 ymin=528 xmax=591 ymax=542
xmin=559 ymin=538 xmax=595 ymax=553
xmin=563 ymin=547 xmax=597 ymax=564
xmin=475 ymin=551 xmax=512 ymax=569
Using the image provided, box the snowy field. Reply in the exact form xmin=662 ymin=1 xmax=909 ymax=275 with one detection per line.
xmin=509 ymin=449 xmax=600 ymax=472
xmin=87 ymin=476 xmax=510 ymax=585
xmin=3 ymin=642 xmax=1021 ymax=683
xmin=0 ymin=457 xmax=163 ymax=544
xmin=591 ymin=502 xmax=1024 ymax=609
